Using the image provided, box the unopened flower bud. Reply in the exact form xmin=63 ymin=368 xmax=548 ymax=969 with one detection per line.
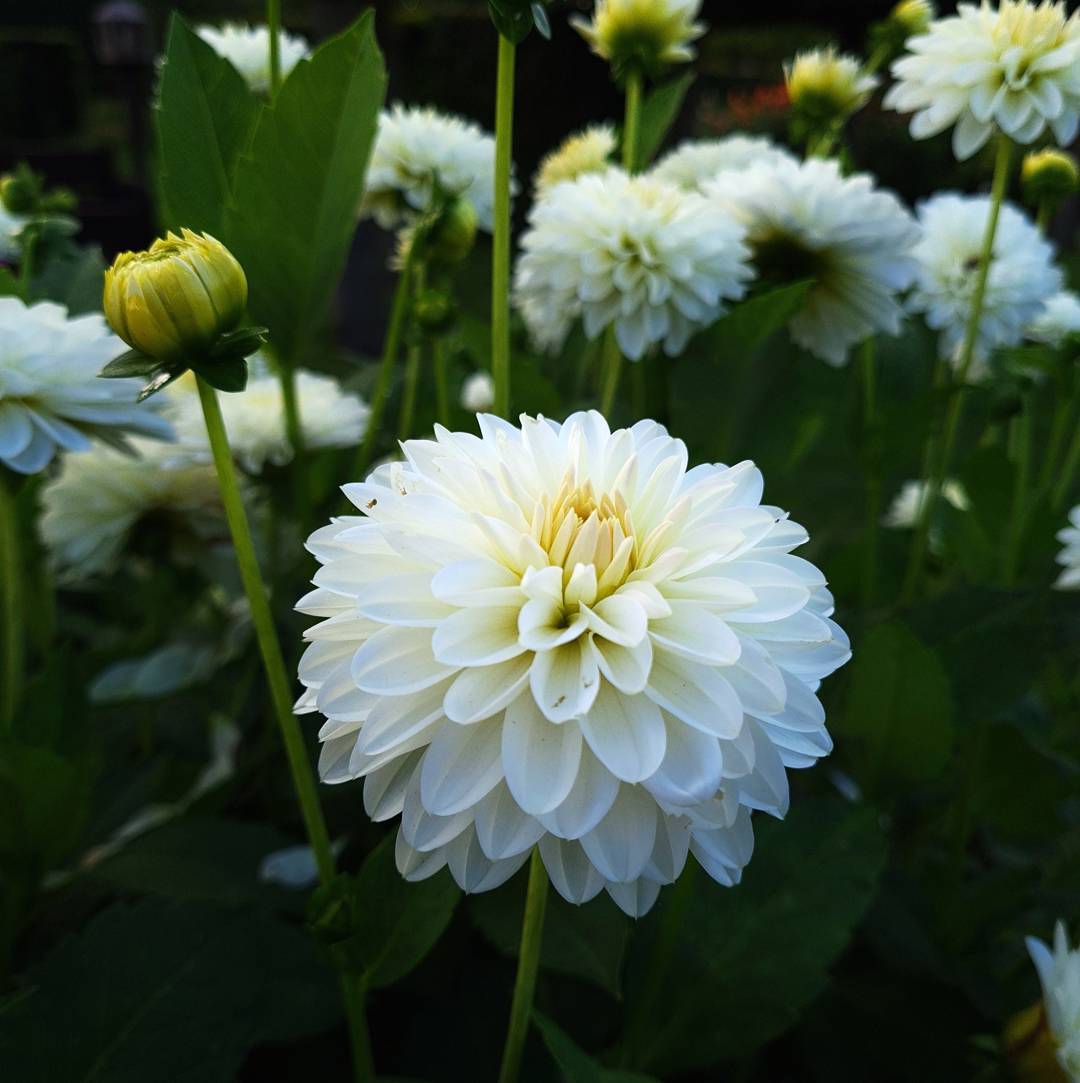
xmin=413 ymin=289 xmax=456 ymax=333
xmin=891 ymin=0 xmax=934 ymax=36
xmin=784 ymin=48 xmax=878 ymax=129
xmin=1022 ymin=149 xmax=1080 ymax=210
xmin=0 ymin=172 xmax=37 ymax=216
xmin=104 ymin=230 xmax=248 ymax=362
xmin=571 ymin=0 xmax=706 ymax=80
xmin=429 ymin=198 xmax=478 ymax=266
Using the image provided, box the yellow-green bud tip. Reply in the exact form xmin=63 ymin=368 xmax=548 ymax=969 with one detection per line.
xmin=571 ymin=0 xmax=706 ymax=80
xmin=103 ymin=230 xmax=248 ymax=363
xmin=536 ymin=126 xmax=617 ymax=193
xmin=891 ymin=0 xmax=935 ymax=37
xmin=1021 ymin=148 xmax=1080 ymax=209
xmin=784 ymin=47 xmax=878 ymax=125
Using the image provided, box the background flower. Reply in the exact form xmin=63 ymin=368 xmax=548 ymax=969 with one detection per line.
xmin=535 ymin=125 xmax=618 ymax=194
xmin=460 ymin=371 xmax=496 ymax=413
xmin=196 ymin=22 xmax=310 ymax=94
xmin=1027 ymin=290 xmax=1080 ymax=347
xmin=1026 ymin=921 xmax=1080 ymax=1078
xmin=1055 ymin=506 xmax=1080 ymax=590
xmin=572 ymin=0 xmax=705 ymax=78
xmin=883 ymin=478 xmax=970 ymax=530
xmin=649 ymin=135 xmax=797 ymax=192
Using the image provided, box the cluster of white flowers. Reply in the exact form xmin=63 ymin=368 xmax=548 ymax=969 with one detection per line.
xmin=1055 ymin=506 xmax=1080 ymax=590
xmin=196 ymin=22 xmax=310 ymax=94
xmin=514 ymin=169 xmax=752 ymax=361
xmin=707 ymin=157 xmax=921 ymax=366
xmin=649 ymin=135 xmax=796 ymax=192
xmin=0 ymin=299 xmax=170 ymax=475
xmin=296 ymin=412 xmax=850 ymax=914
xmin=907 ymin=193 xmax=1062 ymax=374
xmin=362 ymin=105 xmax=503 ymax=233
xmin=1027 ymin=921 xmax=1080 ymax=1078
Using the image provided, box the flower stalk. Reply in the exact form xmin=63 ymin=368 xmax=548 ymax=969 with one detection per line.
xmin=491 ymin=34 xmax=516 ymax=418
xmin=267 ymin=0 xmax=282 ymax=95
xmin=859 ymin=337 xmax=881 ymax=609
xmin=0 ymin=470 xmax=23 ymax=735
xmin=398 ymin=263 xmax=427 ymax=439
xmin=1001 ymin=388 xmax=1033 ymax=586
xmin=433 ymin=336 xmax=450 ymax=427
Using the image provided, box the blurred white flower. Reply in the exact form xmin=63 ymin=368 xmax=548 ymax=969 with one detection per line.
xmin=0 ymin=298 xmax=170 ymax=475
xmin=460 ymin=371 xmax=496 ymax=413
xmin=908 ymin=193 xmax=1062 ymax=374
xmin=883 ymin=477 xmax=969 ymax=530
xmin=572 ymin=0 xmax=705 ymax=76
xmin=0 ymin=201 xmax=26 ymax=262
xmin=1026 ymin=921 xmax=1080 ymax=1078
xmin=1027 ymin=291 xmax=1080 ymax=347
xmin=784 ymin=47 xmax=878 ymax=122
xmin=515 ymin=169 xmax=752 ymax=361
xmin=166 ymin=360 xmax=369 ymax=474
xmin=535 ymin=125 xmax=618 ymax=195
xmin=40 ymin=437 xmax=222 ymax=580
xmin=1055 ymin=506 xmax=1080 ymax=590
xmin=885 ymin=1 xmax=1080 ymax=160
xmin=296 ymin=411 xmax=850 ymax=915
xmin=363 ymin=105 xmax=505 ymax=233
xmin=706 ymin=157 xmax=920 ymax=366
xmin=649 ymin=135 xmax=797 ymax=192
xmin=196 ymin=22 xmax=310 ymax=95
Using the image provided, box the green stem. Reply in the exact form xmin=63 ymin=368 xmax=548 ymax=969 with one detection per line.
xmin=267 ymin=0 xmax=282 ymax=95
xmin=1001 ymin=391 xmax=1033 ymax=586
xmin=903 ymin=135 xmax=1013 ymax=601
xmin=18 ymin=226 xmax=36 ymax=300
xmin=859 ymin=337 xmax=880 ymax=610
xmin=433 ymin=336 xmax=450 ymax=427
xmin=1036 ymin=200 xmax=1053 ymax=235
xmin=278 ymin=362 xmax=311 ymax=527
xmin=1053 ymin=410 xmax=1080 ymax=512
xmin=497 ymin=848 xmax=548 ymax=1083
xmin=0 ymin=470 xmax=23 ymax=736
xmin=397 ymin=261 xmax=426 ymax=439
xmin=599 ymin=329 xmax=624 ymax=417
xmin=341 ymin=976 xmax=375 ymax=1083
xmin=491 ymin=33 xmax=516 ymax=419
xmin=355 ymin=247 xmax=415 ymax=478
xmin=622 ymin=67 xmax=643 ymax=172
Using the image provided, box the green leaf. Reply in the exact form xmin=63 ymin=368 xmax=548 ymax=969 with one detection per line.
xmin=620 ymin=797 xmax=886 ymax=1073
xmin=228 ymin=13 xmax=386 ymax=364
xmin=699 ymin=279 xmax=812 ymax=357
xmin=89 ymin=643 xmax=222 ymax=703
xmin=190 ymin=354 xmax=248 ymax=393
xmin=99 ymin=350 xmax=160 ymax=379
xmin=834 ymin=621 xmax=954 ymax=788
xmin=210 ymin=325 xmax=268 ymax=359
xmin=535 ymin=1014 xmax=660 ymax=1083
xmin=29 ymin=242 xmax=106 ymax=313
xmin=0 ymin=899 xmax=339 ymax=1081
xmin=634 ymin=73 xmax=695 ymax=170
xmin=155 ymin=15 xmax=262 ymax=236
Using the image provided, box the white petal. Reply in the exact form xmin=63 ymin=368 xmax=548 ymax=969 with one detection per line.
xmin=363 ymin=750 xmax=422 ymax=822
xmin=538 ymin=836 xmax=606 ymax=904
xmin=590 ymin=634 xmax=652 ymax=695
xmin=582 ymin=594 xmax=648 ymax=647
xmin=356 ymin=572 xmax=455 ymax=626
xmin=580 ymin=785 xmax=658 ymax=883
xmin=606 ymin=878 xmax=661 ymax=917
xmin=430 ymin=558 xmax=523 ymax=607
xmin=645 ymin=716 xmax=723 ymax=806
xmin=446 ymin=829 xmax=530 ymax=893
xmin=352 ymin=625 xmax=457 ymax=695
xmin=578 ymin=684 xmax=666 ymax=783
xmin=648 ymin=603 xmax=741 ymax=665
xmin=432 ymin=605 xmax=527 ymax=666
xmin=538 ymin=745 xmax=620 ymax=839
xmin=646 ymin=651 xmax=744 ymax=739
xmin=473 ymin=782 xmax=546 ymax=860
xmin=529 ymin=637 xmax=601 ymax=722
xmin=395 ymin=829 xmax=449 ymax=881
xmin=419 ymin=718 xmax=505 ymax=815
xmin=443 ymin=654 xmax=532 ymax=724
xmin=502 ymin=692 xmax=584 ymax=815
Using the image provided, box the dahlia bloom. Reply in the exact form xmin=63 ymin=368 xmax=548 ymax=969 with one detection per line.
xmin=908 ymin=192 xmax=1062 ymax=373
xmin=571 ymin=0 xmax=705 ymax=78
xmin=649 ymin=136 xmax=797 ymax=193
xmin=705 ymin=157 xmax=920 ymax=366
xmin=362 ymin=105 xmax=503 ymax=233
xmin=1027 ymin=291 xmax=1080 ymax=347
xmin=1026 ymin=921 xmax=1080 ymax=1079
xmin=1055 ymin=506 xmax=1080 ymax=590
xmin=535 ymin=126 xmax=618 ymax=195
xmin=885 ymin=1 xmax=1080 ymax=160
xmin=296 ymin=412 xmax=850 ymax=915
xmin=460 ymin=372 xmax=496 ymax=413
xmin=514 ymin=169 xmax=752 ymax=361
xmin=196 ymin=22 xmax=310 ymax=95
xmin=0 ymin=298 xmax=171 ymax=475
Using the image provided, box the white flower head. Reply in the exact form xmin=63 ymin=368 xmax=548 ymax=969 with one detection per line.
xmin=908 ymin=192 xmax=1062 ymax=373
xmin=297 ymin=411 xmax=850 ymax=916
xmin=460 ymin=372 xmax=496 ymax=413
xmin=885 ymin=1 xmax=1080 ymax=160
xmin=706 ymin=157 xmax=920 ymax=366
xmin=0 ymin=298 xmax=171 ymax=475
xmin=649 ymin=135 xmax=798 ymax=193
xmin=1026 ymin=921 xmax=1080 ymax=1078
xmin=514 ymin=168 xmax=752 ymax=361
xmin=362 ymin=105 xmax=505 ymax=233
xmin=883 ymin=478 xmax=970 ymax=530
xmin=166 ymin=359 xmax=369 ymax=474
xmin=535 ymin=125 xmax=618 ymax=195
xmin=1055 ymin=506 xmax=1080 ymax=589
xmin=1027 ymin=290 xmax=1080 ymax=347
xmin=572 ymin=0 xmax=705 ymax=78
xmin=40 ymin=438 xmax=223 ymax=581
xmin=195 ymin=22 xmax=310 ymax=95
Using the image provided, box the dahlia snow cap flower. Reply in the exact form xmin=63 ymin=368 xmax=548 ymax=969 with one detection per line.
xmin=195 ymin=22 xmax=310 ymax=95
xmin=885 ymin=1 xmax=1080 ymax=160
xmin=705 ymin=157 xmax=920 ymax=366
xmin=908 ymin=192 xmax=1062 ymax=373
xmin=0 ymin=298 xmax=170 ymax=475
xmin=514 ymin=169 xmax=752 ymax=361
xmin=1027 ymin=291 xmax=1080 ymax=347
xmin=296 ymin=412 xmax=851 ymax=916
xmin=572 ymin=0 xmax=705 ymax=78
xmin=535 ymin=126 xmax=618 ymax=195
xmin=362 ymin=105 xmax=504 ymax=233
xmin=1055 ymin=506 xmax=1080 ymax=590
xmin=1026 ymin=921 xmax=1080 ymax=1078
xmin=649 ymin=135 xmax=797 ymax=193
xmin=165 ymin=358 xmax=369 ymax=474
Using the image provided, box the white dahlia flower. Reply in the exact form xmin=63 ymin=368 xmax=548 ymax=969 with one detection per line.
xmin=514 ymin=169 xmax=752 ymax=361
xmin=195 ymin=22 xmax=310 ymax=95
xmin=362 ymin=105 xmax=503 ymax=233
xmin=1055 ymin=506 xmax=1080 ymax=590
xmin=166 ymin=361 xmax=368 ymax=474
xmin=40 ymin=438 xmax=222 ymax=580
xmin=649 ymin=135 xmax=797 ymax=193
xmin=705 ymin=158 xmax=920 ymax=366
xmin=908 ymin=193 xmax=1062 ymax=373
xmin=1027 ymin=290 xmax=1080 ymax=347
xmin=1026 ymin=921 xmax=1080 ymax=1079
xmin=460 ymin=372 xmax=496 ymax=413
xmin=535 ymin=125 xmax=618 ymax=195
xmin=296 ymin=412 xmax=850 ymax=916
xmin=885 ymin=1 xmax=1080 ymax=160
xmin=0 ymin=299 xmax=171 ymax=475
xmin=883 ymin=477 xmax=970 ymax=530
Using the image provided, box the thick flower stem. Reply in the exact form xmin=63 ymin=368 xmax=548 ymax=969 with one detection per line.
xmin=267 ymin=0 xmax=282 ymax=95
xmin=903 ymin=135 xmax=1013 ymax=601
xmin=491 ymin=33 xmax=516 ymax=418
xmin=622 ymin=67 xmax=643 ymax=172
xmin=433 ymin=336 xmax=450 ymax=427
xmin=859 ymin=337 xmax=881 ymax=609
xmin=599 ymin=329 xmax=624 ymax=417
xmin=0 ymin=470 xmax=23 ymax=736
xmin=278 ymin=362 xmax=312 ymax=528
xmin=497 ymin=848 xmax=548 ymax=1083
xmin=1036 ymin=200 xmax=1053 ymax=235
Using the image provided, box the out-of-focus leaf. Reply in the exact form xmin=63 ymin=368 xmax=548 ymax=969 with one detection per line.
xmin=534 ymin=1013 xmax=660 ymax=1083
xmin=29 ymin=242 xmax=105 ymax=313
xmin=0 ymin=899 xmax=338 ymax=1081
xmin=90 ymin=643 xmax=221 ymax=703
xmin=634 ymin=73 xmax=695 ymax=170
xmin=620 ymin=797 xmax=886 ymax=1073
xmin=835 ymin=621 xmax=954 ymax=787
xmin=698 ymin=279 xmax=812 ymax=358
xmin=488 ymin=0 xmax=539 ymax=43
xmin=228 ymin=13 xmax=386 ymax=364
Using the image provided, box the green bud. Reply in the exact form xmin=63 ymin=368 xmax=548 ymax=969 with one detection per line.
xmin=413 ymin=289 xmax=457 ymax=334
xmin=428 ymin=198 xmax=478 ymax=267
xmin=1021 ymin=148 xmax=1080 ymax=209
xmin=0 ymin=172 xmax=37 ymax=216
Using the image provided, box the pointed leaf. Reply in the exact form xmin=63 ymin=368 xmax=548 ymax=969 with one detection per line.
xmin=635 ymin=73 xmax=695 ymax=171
xmin=100 ymin=350 xmax=160 ymax=379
